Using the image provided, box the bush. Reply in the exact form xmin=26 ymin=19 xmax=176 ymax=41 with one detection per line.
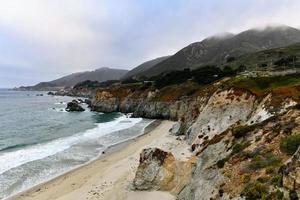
xmin=241 ymin=182 xmax=269 ymax=200
xmin=232 ymin=142 xmax=250 ymax=155
xmin=233 ymin=125 xmax=255 ymax=138
xmin=216 ymin=159 xmax=227 ymax=168
xmin=271 ymin=174 xmax=282 ymax=187
xmin=280 ymin=133 xmax=300 ymax=155
xmin=248 ymin=153 xmax=281 ymax=171
xmin=241 ymin=174 xmax=251 ymax=183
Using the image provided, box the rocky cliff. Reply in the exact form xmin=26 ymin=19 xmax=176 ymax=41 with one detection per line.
xmin=84 ymin=74 xmax=300 ymax=199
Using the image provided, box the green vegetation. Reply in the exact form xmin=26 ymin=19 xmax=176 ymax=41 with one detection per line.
xmin=241 ymin=182 xmax=269 ymax=200
xmin=216 ymin=159 xmax=226 ymax=168
xmin=151 ymin=65 xmax=237 ymax=89
xmin=232 ymin=142 xmax=250 ymax=155
xmin=74 ymin=80 xmax=120 ymax=89
xmin=241 ymin=181 xmax=284 ymax=200
xmin=241 ymin=174 xmax=251 ymax=183
xmin=230 ymin=74 xmax=300 ymax=95
xmin=280 ymin=133 xmax=300 ymax=155
xmin=248 ymin=153 xmax=282 ymax=171
xmin=224 ymin=42 xmax=300 ymax=71
xmin=233 ymin=125 xmax=256 ymax=138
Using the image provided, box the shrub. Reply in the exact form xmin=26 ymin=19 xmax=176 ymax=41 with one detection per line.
xmin=248 ymin=153 xmax=281 ymax=171
xmin=233 ymin=125 xmax=255 ymax=138
xmin=280 ymin=133 xmax=300 ymax=155
xmin=265 ymin=166 xmax=275 ymax=174
xmin=241 ymin=174 xmax=251 ymax=183
xmin=241 ymin=182 xmax=269 ymax=200
xmin=295 ymin=103 xmax=300 ymax=110
xmin=217 ymin=159 xmax=226 ymax=168
xmin=271 ymin=174 xmax=282 ymax=187
xmin=232 ymin=142 xmax=250 ymax=155
xmin=268 ymin=190 xmax=284 ymax=200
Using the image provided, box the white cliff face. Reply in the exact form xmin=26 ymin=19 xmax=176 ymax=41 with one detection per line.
xmin=178 ymin=136 xmax=233 ymax=200
xmin=247 ymin=94 xmax=298 ymax=125
xmin=187 ymin=89 xmax=256 ymax=153
xmin=247 ymin=94 xmax=273 ymax=125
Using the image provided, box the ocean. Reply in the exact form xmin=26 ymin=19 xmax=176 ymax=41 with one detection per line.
xmin=0 ymin=89 xmax=153 ymax=199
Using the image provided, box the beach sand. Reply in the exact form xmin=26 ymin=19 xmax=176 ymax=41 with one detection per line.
xmin=11 ymin=120 xmax=191 ymax=200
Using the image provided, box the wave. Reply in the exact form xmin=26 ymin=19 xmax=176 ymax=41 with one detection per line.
xmin=54 ymin=102 xmax=67 ymax=105
xmin=0 ymin=115 xmax=142 ymax=175
xmin=0 ymin=143 xmax=38 ymax=152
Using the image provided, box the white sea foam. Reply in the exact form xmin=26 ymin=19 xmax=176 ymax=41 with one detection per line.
xmin=0 ymin=115 xmax=142 ymax=175
xmin=54 ymin=102 xmax=67 ymax=105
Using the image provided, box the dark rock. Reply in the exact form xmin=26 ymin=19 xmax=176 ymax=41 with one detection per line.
xmin=47 ymin=91 xmax=55 ymax=95
xmin=77 ymin=99 xmax=84 ymax=103
xmin=84 ymin=99 xmax=92 ymax=108
xmin=66 ymin=101 xmax=85 ymax=112
xmin=290 ymin=190 xmax=299 ymax=200
xmin=72 ymin=99 xmax=79 ymax=104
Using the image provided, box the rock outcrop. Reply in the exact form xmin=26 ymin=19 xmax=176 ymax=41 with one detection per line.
xmin=282 ymin=147 xmax=300 ymax=198
xmin=65 ymin=101 xmax=85 ymax=112
xmin=133 ymin=148 xmax=195 ymax=194
xmin=82 ymin=75 xmax=300 ymax=199
xmin=169 ymin=122 xmax=182 ymax=136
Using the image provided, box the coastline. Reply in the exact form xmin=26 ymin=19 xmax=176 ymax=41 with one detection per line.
xmin=9 ymin=120 xmax=190 ymax=200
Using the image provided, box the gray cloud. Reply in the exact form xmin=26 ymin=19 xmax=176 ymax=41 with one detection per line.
xmin=0 ymin=0 xmax=300 ymax=87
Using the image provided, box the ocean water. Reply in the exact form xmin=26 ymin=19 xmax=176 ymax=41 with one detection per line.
xmin=0 ymin=89 xmax=153 ymax=199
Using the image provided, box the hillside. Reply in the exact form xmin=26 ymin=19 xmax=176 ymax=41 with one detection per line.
xmin=88 ymin=73 xmax=300 ymax=199
xmin=221 ymin=42 xmax=300 ymax=70
xmin=19 ymin=67 xmax=128 ymax=90
xmin=139 ymin=26 xmax=300 ymax=78
xmin=122 ymin=56 xmax=170 ymax=80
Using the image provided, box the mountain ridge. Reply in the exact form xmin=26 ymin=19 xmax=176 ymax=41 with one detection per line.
xmin=138 ymin=25 xmax=300 ymax=78
xmin=18 ymin=67 xmax=128 ymax=90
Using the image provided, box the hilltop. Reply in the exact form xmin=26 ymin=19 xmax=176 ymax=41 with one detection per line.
xmin=130 ymin=25 xmax=300 ymax=78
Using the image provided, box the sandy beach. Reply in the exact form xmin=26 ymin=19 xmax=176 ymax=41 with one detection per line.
xmin=10 ymin=120 xmax=191 ymax=200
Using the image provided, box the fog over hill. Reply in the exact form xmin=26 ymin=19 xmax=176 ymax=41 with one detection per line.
xmin=137 ymin=25 xmax=300 ymax=78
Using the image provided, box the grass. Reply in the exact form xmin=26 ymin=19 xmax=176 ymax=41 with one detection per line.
xmin=241 ymin=181 xmax=284 ymax=200
xmin=232 ymin=142 xmax=250 ymax=155
xmin=248 ymin=153 xmax=282 ymax=171
xmin=229 ymin=74 xmax=300 ymax=96
xmin=241 ymin=182 xmax=269 ymax=200
xmin=280 ymin=133 xmax=300 ymax=155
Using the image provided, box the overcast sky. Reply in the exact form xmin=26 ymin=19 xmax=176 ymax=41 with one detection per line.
xmin=1 ymin=0 xmax=300 ymax=87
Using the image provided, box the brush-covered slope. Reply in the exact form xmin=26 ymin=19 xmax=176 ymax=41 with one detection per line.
xmin=140 ymin=26 xmax=300 ymax=77
xmin=222 ymin=42 xmax=300 ymax=70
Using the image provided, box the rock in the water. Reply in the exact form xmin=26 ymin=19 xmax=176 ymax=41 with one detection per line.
xmin=47 ymin=91 xmax=55 ymax=95
xmin=66 ymin=101 xmax=85 ymax=112
xmin=169 ymin=122 xmax=182 ymax=136
xmin=77 ymin=99 xmax=84 ymax=104
xmin=133 ymin=148 xmax=195 ymax=194
xmin=84 ymin=99 xmax=92 ymax=108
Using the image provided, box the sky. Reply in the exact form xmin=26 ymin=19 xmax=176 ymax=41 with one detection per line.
xmin=1 ymin=0 xmax=300 ymax=87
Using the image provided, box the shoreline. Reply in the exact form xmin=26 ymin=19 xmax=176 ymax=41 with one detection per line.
xmin=7 ymin=119 xmax=161 ymax=200
xmin=9 ymin=120 xmax=188 ymax=200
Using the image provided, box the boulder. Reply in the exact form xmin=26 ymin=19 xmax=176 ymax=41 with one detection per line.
xmin=84 ymin=99 xmax=92 ymax=108
xmin=169 ymin=122 xmax=182 ymax=136
xmin=66 ymin=101 xmax=85 ymax=112
xmin=47 ymin=91 xmax=55 ymax=95
xmin=133 ymin=148 xmax=195 ymax=194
